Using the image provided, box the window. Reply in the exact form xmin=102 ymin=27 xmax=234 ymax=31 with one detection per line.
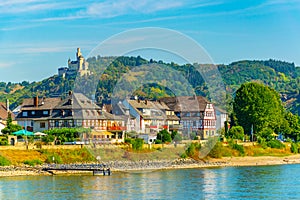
xmin=23 ymin=111 xmax=28 ymax=117
xmin=43 ymin=110 xmax=49 ymax=115
xmin=55 ymin=121 xmax=59 ymax=127
xmin=40 ymin=122 xmax=46 ymax=128
xmin=31 ymin=111 xmax=35 ymax=115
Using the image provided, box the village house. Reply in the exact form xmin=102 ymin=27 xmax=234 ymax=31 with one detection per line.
xmin=215 ymin=107 xmax=228 ymax=130
xmin=123 ymin=98 xmax=180 ymax=135
xmin=159 ymin=96 xmax=217 ymax=139
xmin=15 ymin=92 xmax=126 ymax=143
xmin=15 ymin=96 xmax=61 ymax=132
xmin=49 ymin=92 xmax=126 ymax=143
xmin=104 ymin=102 xmax=136 ymax=133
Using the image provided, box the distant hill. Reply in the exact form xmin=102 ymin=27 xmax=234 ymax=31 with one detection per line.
xmin=0 ymin=57 xmax=299 ymax=115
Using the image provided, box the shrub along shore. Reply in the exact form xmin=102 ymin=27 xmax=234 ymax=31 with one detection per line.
xmin=0 ymin=141 xmax=300 ymax=177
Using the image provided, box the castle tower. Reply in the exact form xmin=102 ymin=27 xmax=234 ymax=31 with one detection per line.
xmin=76 ymin=48 xmax=82 ymax=60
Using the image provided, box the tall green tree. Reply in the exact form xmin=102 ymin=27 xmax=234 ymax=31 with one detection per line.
xmin=233 ymin=82 xmax=285 ymax=139
xmin=1 ymin=112 xmax=22 ymax=135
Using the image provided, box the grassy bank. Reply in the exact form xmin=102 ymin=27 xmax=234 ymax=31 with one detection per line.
xmin=0 ymin=141 xmax=296 ymax=167
xmin=0 ymin=147 xmax=96 ymax=166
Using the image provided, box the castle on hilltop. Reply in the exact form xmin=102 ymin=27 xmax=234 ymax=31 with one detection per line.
xmin=58 ymin=48 xmax=92 ymax=77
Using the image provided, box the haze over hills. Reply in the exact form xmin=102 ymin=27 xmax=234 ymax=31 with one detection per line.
xmin=0 ymin=56 xmax=299 ymax=115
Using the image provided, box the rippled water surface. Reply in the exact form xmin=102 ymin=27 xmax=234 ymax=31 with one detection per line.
xmin=1 ymin=164 xmax=300 ymax=199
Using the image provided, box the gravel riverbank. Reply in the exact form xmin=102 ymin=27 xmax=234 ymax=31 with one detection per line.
xmin=1 ymin=155 xmax=300 ymax=177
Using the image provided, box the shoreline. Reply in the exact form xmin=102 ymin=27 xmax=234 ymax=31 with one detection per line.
xmin=1 ymin=154 xmax=300 ymax=177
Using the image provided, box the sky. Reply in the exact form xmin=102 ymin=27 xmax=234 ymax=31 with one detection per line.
xmin=0 ymin=0 xmax=300 ymax=83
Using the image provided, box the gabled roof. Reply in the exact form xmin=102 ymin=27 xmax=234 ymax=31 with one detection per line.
xmin=54 ymin=93 xmax=100 ymax=110
xmin=21 ymin=97 xmax=61 ymax=111
xmin=159 ymin=96 xmax=210 ymax=112
xmin=127 ymin=99 xmax=175 ymax=120
xmin=51 ymin=93 xmax=122 ymax=121
xmin=0 ymin=103 xmax=14 ymax=120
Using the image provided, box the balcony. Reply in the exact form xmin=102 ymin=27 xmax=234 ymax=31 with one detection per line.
xmin=107 ymin=126 xmax=127 ymax=131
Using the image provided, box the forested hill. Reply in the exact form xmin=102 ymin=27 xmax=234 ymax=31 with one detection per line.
xmin=0 ymin=57 xmax=299 ymax=115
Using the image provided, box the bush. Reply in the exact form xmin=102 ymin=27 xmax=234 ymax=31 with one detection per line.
xmin=185 ymin=142 xmax=201 ymax=159
xmin=131 ymin=138 xmax=144 ymax=151
xmin=155 ymin=139 xmax=162 ymax=144
xmin=23 ymin=159 xmax=43 ymax=166
xmin=291 ymin=143 xmax=298 ymax=154
xmin=228 ymin=126 xmax=244 ymax=140
xmin=258 ymin=137 xmax=268 ymax=149
xmin=180 ymin=153 xmax=188 ymax=158
xmin=267 ymin=140 xmax=285 ymax=149
xmin=124 ymin=138 xmax=132 ymax=144
xmin=232 ymin=144 xmax=245 ymax=156
xmin=208 ymin=142 xmax=223 ymax=158
xmin=0 ymin=155 xmax=11 ymax=166
xmin=157 ymin=129 xmax=172 ymax=143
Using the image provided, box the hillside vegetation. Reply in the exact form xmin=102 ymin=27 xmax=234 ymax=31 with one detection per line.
xmin=0 ymin=57 xmax=299 ymax=115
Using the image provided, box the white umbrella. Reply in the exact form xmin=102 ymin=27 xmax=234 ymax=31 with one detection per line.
xmin=34 ymin=132 xmax=47 ymax=136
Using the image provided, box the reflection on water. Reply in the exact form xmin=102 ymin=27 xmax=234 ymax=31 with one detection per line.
xmin=1 ymin=164 xmax=300 ymax=199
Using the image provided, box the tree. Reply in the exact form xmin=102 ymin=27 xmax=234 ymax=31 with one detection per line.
xmin=1 ymin=112 xmax=22 ymax=135
xmin=233 ymin=82 xmax=285 ymax=139
xmin=156 ymin=129 xmax=172 ymax=144
xmin=283 ymin=112 xmax=300 ymax=141
xmin=228 ymin=126 xmax=244 ymax=140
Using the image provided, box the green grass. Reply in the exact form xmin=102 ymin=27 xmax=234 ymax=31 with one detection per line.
xmin=23 ymin=159 xmax=43 ymax=166
xmin=0 ymin=155 xmax=11 ymax=166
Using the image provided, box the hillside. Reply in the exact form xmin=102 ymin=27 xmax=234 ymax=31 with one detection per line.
xmin=0 ymin=57 xmax=299 ymax=115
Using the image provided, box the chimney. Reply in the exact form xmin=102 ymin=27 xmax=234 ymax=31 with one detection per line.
xmin=6 ymin=99 xmax=9 ymax=112
xmin=33 ymin=96 xmax=39 ymax=107
xmin=41 ymin=97 xmax=45 ymax=105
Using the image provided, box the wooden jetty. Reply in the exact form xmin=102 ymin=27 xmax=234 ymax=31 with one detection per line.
xmin=42 ymin=164 xmax=111 ymax=176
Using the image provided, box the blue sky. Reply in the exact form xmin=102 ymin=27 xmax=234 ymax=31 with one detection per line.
xmin=0 ymin=0 xmax=300 ymax=82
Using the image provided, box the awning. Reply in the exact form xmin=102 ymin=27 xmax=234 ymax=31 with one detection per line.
xmin=34 ymin=132 xmax=47 ymax=136
xmin=12 ymin=130 xmax=34 ymax=136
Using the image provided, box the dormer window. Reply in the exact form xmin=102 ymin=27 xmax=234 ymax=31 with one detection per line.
xmin=23 ymin=111 xmax=28 ymax=117
xmin=43 ymin=110 xmax=49 ymax=115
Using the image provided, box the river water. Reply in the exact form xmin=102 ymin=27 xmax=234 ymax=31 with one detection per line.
xmin=0 ymin=164 xmax=299 ymax=200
